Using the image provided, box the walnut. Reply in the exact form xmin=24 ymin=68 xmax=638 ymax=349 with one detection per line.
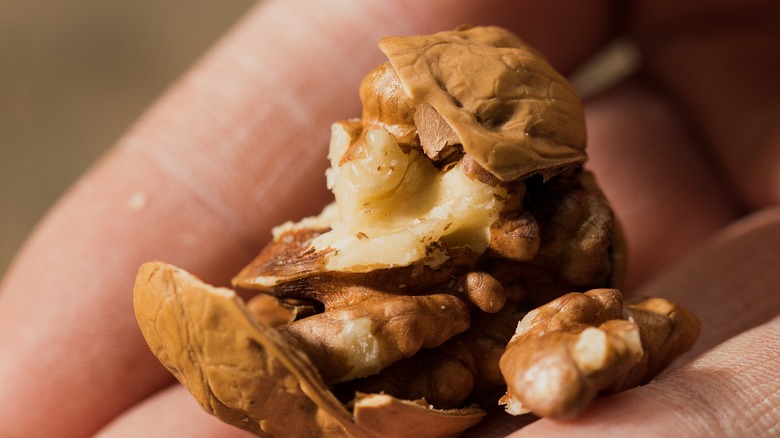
xmin=133 ymin=25 xmax=699 ymax=437
xmin=498 ymin=289 xmax=700 ymax=419
xmin=134 ymin=262 xmax=485 ymax=437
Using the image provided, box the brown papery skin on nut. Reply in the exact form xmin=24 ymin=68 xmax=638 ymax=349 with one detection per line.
xmin=279 ymin=293 xmax=471 ymax=383
xmin=457 ymin=271 xmax=507 ymax=313
xmin=608 ymin=295 xmax=701 ymax=391
xmin=414 ymin=102 xmax=461 ymax=162
xmin=337 ymin=347 xmax=477 ymax=410
xmin=359 ymin=61 xmax=418 ymax=146
xmin=499 ymin=289 xmax=700 ymax=420
xmin=484 ymin=170 xmax=617 ymax=307
xmin=529 ymin=171 xmax=614 ymax=287
xmin=379 ymin=25 xmax=587 ymax=182
xmin=335 ymin=299 xmax=525 ymax=409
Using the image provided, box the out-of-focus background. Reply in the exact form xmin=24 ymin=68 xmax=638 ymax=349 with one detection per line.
xmin=0 ymin=1 xmax=255 ymax=276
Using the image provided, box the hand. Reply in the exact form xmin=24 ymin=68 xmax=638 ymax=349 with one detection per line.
xmin=1 ymin=1 xmax=777 ymax=437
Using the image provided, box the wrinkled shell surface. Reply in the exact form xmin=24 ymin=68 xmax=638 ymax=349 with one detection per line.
xmin=379 ymin=26 xmax=587 ymax=181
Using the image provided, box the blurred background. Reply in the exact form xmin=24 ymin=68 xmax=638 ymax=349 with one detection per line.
xmin=0 ymin=1 xmax=255 ymax=276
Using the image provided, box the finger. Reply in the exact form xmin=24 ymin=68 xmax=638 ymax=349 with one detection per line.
xmin=642 ymin=206 xmax=780 ymax=362
xmin=584 ymin=79 xmax=740 ymax=287
xmin=509 ymin=206 xmax=780 ymax=437
xmin=629 ymin=1 xmax=780 ymax=208
xmin=0 ymin=1 xmax=616 ymax=437
xmin=95 ymin=385 xmax=254 ymax=438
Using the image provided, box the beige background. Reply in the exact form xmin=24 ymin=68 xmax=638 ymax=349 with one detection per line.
xmin=0 ymin=1 xmax=256 ymax=276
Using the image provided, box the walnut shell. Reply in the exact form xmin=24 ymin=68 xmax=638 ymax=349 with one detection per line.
xmin=379 ymin=25 xmax=587 ymax=182
xmin=134 ymin=262 xmax=484 ymax=437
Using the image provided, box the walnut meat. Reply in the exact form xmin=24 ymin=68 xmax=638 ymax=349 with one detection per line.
xmin=498 ymin=289 xmax=700 ymax=419
xmin=133 ymin=25 xmax=699 ymax=437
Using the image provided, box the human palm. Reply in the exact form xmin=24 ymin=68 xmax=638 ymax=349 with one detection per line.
xmin=1 ymin=1 xmax=778 ymax=437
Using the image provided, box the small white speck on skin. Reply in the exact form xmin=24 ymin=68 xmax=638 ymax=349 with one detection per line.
xmin=127 ymin=191 xmax=148 ymax=211
xmin=440 ymin=305 xmax=446 ymax=310
xmin=178 ymin=233 xmax=197 ymax=249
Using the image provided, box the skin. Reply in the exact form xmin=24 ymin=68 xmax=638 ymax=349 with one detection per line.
xmin=0 ymin=0 xmax=778 ymax=436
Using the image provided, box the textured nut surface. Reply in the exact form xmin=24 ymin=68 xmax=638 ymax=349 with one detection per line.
xmin=498 ymin=289 xmax=700 ymax=419
xmin=379 ymin=25 xmax=586 ymax=182
xmin=134 ymin=261 xmax=485 ymax=438
xmin=133 ymin=262 xmax=353 ymax=437
xmin=280 ymin=293 xmax=471 ymax=382
xmin=360 ymin=61 xmax=417 ymax=145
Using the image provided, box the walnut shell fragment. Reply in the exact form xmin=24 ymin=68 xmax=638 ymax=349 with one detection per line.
xmin=379 ymin=25 xmax=587 ymax=181
xmin=134 ymin=262 xmax=484 ymax=437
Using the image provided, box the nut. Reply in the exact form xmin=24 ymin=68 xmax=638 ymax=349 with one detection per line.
xmin=379 ymin=25 xmax=587 ymax=181
xmin=133 ymin=25 xmax=699 ymax=437
xmin=134 ymin=262 xmax=485 ymax=437
xmin=360 ymin=61 xmax=418 ymax=146
xmin=498 ymin=289 xmax=700 ymax=419
xmin=279 ymin=293 xmax=471 ymax=383
xmin=457 ymin=271 xmax=506 ymax=313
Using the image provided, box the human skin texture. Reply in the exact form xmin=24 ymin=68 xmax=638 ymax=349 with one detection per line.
xmin=0 ymin=0 xmax=778 ymax=437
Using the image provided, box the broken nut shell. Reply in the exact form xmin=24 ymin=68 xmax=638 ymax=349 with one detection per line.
xmin=379 ymin=25 xmax=587 ymax=182
xmin=134 ymin=262 xmax=485 ymax=437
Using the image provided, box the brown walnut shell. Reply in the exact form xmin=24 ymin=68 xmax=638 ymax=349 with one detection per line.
xmin=134 ymin=262 xmax=485 ymax=437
